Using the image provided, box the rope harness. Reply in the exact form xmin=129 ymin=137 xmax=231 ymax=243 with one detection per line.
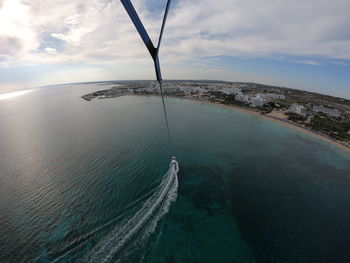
xmin=121 ymin=0 xmax=173 ymax=148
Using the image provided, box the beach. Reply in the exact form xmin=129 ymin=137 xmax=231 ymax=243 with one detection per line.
xmin=179 ymin=96 xmax=350 ymax=154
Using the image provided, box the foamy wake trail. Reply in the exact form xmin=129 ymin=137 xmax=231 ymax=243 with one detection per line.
xmin=86 ymin=167 xmax=178 ymax=263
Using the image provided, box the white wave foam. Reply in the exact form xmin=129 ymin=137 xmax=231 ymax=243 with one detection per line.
xmin=86 ymin=167 xmax=178 ymax=263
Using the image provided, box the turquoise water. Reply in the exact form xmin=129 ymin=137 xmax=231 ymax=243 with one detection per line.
xmin=0 ymin=84 xmax=350 ymax=263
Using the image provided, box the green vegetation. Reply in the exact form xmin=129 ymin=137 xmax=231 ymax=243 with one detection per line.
xmin=259 ymin=107 xmax=273 ymax=114
xmin=285 ymin=112 xmax=307 ymax=122
xmin=306 ymin=115 xmax=350 ymax=140
xmin=222 ymin=94 xmax=243 ymax=106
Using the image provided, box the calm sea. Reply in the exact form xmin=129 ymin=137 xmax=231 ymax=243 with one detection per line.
xmin=0 ymin=84 xmax=349 ymax=263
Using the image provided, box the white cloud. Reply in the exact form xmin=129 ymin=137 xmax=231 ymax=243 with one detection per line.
xmin=163 ymin=0 xmax=350 ymax=60
xmin=0 ymin=0 xmax=38 ymax=66
xmin=0 ymin=0 xmax=349 ymax=68
xmin=44 ymin=47 xmax=57 ymax=54
xmin=291 ymin=60 xmax=322 ymax=66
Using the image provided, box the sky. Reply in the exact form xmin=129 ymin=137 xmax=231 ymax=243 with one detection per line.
xmin=0 ymin=0 xmax=350 ymax=98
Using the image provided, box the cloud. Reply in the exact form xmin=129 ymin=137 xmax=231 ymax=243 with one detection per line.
xmin=0 ymin=36 xmax=22 ymax=55
xmin=0 ymin=0 xmax=37 ymax=66
xmin=291 ymin=60 xmax=322 ymax=66
xmin=44 ymin=47 xmax=57 ymax=54
xmin=164 ymin=0 xmax=350 ymax=59
xmin=327 ymin=60 xmax=349 ymax=66
xmin=0 ymin=0 xmax=349 ymax=69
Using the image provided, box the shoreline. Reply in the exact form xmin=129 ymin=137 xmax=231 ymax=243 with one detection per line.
xmin=86 ymin=93 xmax=350 ymax=154
xmin=177 ymin=96 xmax=350 ymax=154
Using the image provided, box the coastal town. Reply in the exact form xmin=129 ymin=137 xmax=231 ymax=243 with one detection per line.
xmin=82 ymin=80 xmax=350 ymax=148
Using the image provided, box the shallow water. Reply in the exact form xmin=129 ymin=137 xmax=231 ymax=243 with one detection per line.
xmin=0 ymin=84 xmax=349 ymax=263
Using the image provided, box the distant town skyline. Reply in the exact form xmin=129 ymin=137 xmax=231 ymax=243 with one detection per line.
xmin=0 ymin=0 xmax=350 ymax=98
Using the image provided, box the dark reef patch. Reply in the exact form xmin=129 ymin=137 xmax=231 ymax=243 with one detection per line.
xmin=179 ymin=164 xmax=227 ymax=216
xmin=227 ymin=160 xmax=350 ymax=263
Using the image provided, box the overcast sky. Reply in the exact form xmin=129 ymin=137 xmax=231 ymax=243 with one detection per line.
xmin=0 ymin=0 xmax=349 ymax=98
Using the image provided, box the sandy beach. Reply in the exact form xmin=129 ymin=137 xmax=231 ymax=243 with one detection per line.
xmin=179 ymin=96 xmax=350 ymax=154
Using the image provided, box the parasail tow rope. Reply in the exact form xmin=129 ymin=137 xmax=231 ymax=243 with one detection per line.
xmin=120 ymin=0 xmax=174 ymax=148
xmin=158 ymin=80 xmax=172 ymax=146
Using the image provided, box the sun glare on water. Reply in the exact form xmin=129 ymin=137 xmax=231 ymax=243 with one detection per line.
xmin=0 ymin=90 xmax=34 ymax=100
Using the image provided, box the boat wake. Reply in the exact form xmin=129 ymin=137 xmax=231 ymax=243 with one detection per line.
xmin=86 ymin=166 xmax=178 ymax=263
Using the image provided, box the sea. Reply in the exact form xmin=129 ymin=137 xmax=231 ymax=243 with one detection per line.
xmin=0 ymin=83 xmax=349 ymax=263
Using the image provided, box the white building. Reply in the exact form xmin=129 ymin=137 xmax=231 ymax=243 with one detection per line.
xmin=235 ymin=94 xmax=249 ymax=102
xmin=143 ymin=87 xmax=155 ymax=93
xmin=164 ymin=86 xmax=179 ymax=94
xmin=197 ymin=88 xmax=209 ymax=93
xmin=179 ymin=86 xmax=207 ymax=93
xmin=249 ymin=95 xmax=266 ymax=107
xmin=313 ymin=105 xmax=341 ymax=118
xmin=179 ymin=86 xmax=196 ymax=93
xmin=258 ymin=93 xmax=286 ymax=100
xmin=134 ymin=88 xmax=146 ymax=93
xmin=221 ymin=88 xmax=241 ymax=95
xmin=289 ymin=104 xmax=308 ymax=117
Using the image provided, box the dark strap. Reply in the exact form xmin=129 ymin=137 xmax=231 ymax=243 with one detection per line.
xmin=157 ymin=0 xmax=172 ymax=51
xmin=120 ymin=0 xmax=172 ymax=81
xmin=120 ymin=0 xmax=157 ymax=59
xmin=120 ymin=0 xmax=173 ymax=147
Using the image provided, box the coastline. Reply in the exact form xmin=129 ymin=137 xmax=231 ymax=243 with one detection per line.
xmin=86 ymin=93 xmax=350 ymax=154
xmin=178 ymin=96 xmax=350 ymax=154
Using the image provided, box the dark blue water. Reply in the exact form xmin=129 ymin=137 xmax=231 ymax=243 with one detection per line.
xmin=0 ymin=84 xmax=349 ymax=263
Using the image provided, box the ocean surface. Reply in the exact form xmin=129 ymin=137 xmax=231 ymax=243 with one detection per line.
xmin=0 ymin=83 xmax=350 ymax=263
